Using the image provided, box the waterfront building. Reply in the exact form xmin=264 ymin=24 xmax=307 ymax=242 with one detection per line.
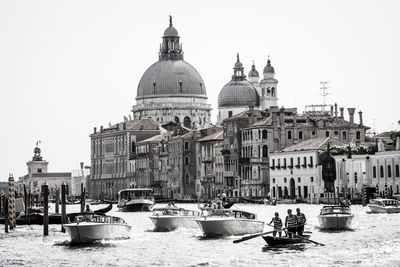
xmin=89 ymin=118 xmax=160 ymax=200
xmin=198 ymin=127 xmax=224 ymax=199
xmin=18 ymin=145 xmax=71 ymax=199
xmin=132 ymin=16 xmax=212 ymax=129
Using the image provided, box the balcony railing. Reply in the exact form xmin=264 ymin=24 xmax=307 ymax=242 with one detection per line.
xmin=221 ymin=149 xmax=230 ymax=155
xmin=239 ymin=158 xmax=250 ymax=164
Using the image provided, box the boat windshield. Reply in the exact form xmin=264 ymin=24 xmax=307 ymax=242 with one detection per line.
xmin=152 ymin=208 xmax=200 ymax=217
xmin=76 ymin=214 xmax=125 ymax=224
xmin=382 ymin=200 xmax=400 ymax=206
xmin=320 ymin=206 xmax=351 ymax=215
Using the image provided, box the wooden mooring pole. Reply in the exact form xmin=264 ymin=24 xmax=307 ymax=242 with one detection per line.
xmin=42 ymin=183 xmax=49 ymax=236
xmin=61 ymin=183 xmax=66 ymax=233
xmin=55 ymin=187 xmax=60 ymax=214
xmin=8 ymin=174 xmax=15 ymax=230
xmin=80 ymin=183 xmax=85 ymax=213
xmin=4 ymin=196 xmax=8 ymax=233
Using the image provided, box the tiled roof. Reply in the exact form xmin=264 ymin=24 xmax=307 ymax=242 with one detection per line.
xmin=198 ymin=129 xmax=224 ymax=142
xmin=276 ymin=137 xmax=347 ymax=153
xmin=137 ymin=133 xmax=166 ymax=144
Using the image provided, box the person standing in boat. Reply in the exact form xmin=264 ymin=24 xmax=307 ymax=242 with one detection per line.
xmin=269 ymin=212 xmax=283 ymax=237
xmin=285 ymin=209 xmax=298 ymax=238
xmin=296 ymin=208 xmax=307 ymax=236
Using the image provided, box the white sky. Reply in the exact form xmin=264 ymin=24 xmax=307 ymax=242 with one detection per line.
xmin=1 ymin=0 xmax=399 ymax=181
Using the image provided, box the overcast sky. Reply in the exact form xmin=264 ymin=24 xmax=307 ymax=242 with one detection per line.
xmin=1 ymin=0 xmax=399 ymax=181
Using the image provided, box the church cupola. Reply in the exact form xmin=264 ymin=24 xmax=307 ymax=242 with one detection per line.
xmin=232 ymin=53 xmax=246 ymax=81
xmin=248 ymin=61 xmax=260 ymax=84
xmin=263 ymin=56 xmax=275 ymax=79
xmin=260 ymin=55 xmax=278 ymax=109
xmin=159 ymin=16 xmax=184 ymax=60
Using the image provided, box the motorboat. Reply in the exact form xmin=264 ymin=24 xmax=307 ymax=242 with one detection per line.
xmin=195 ymin=209 xmax=265 ymax=237
xmin=63 ymin=214 xmax=131 ymax=244
xmin=318 ymin=205 xmax=354 ymax=230
xmin=367 ymin=199 xmax=400 ymax=214
xmin=149 ymin=207 xmax=201 ymax=231
xmin=118 ymin=188 xmax=155 ymax=212
xmin=262 ymin=235 xmax=310 ymax=246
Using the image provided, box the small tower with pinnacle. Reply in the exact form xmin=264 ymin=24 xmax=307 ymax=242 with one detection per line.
xmin=259 ymin=55 xmax=279 ymax=109
xmin=27 ymin=141 xmax=49 ymax=174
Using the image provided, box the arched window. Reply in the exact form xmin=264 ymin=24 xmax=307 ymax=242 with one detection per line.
xmin=174 ymin=116 xmax=180 ymax=123
xmin=183 ymin=116 xmax=191 ymax=128
xmin=396 ymin=165 xmax=400 ymax=177
xmin=380 ymin=166 xmax=384 ymax=178
xmin=343 ymin=132 xmax=347 ymax=140
xmin=288 ymin=131 xmax=292 ymax=140
xmin=185 ymin=157 xmax=189 ymax=165
xmin=373 ymin=166 xmax=377 ymax=178
xmin=326 ymin=131 xmax=330 ymax=137
xmin=271 ymin=87 xmax=275 ymax=97
xmin=356 ymin=131 xmax=361 ymax=139
xmin=388 ymin=165 xmax=392 ymax=177
xmin=262 ymin=145 xmax=268 ymax=157
xmin=299 ymin=131 xmax=303 ymax=140
xmin=262 ymin=130 xmax=268 ymax=139
xmin=312 ymin=130 xmax=316 ymax=136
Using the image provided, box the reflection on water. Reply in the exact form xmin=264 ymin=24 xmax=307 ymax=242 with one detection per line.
xmin=262 ymin=243 xmax=307 ymax=253
xmin=1 ymin=203 xmax=400 ymax=266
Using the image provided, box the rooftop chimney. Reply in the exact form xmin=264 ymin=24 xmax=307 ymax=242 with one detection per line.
xmin=330 ymin=105 xmax=334 ymax=117
xmin=93 ymin=127 xmax=97 ymax=134
xmin=100 ymin=125 xmax=103 ymax=131
xmin=347 ymin=108 xmax=356 ymax=123
xmin=80 ymin=162 xmax=84 ymax=169
xmin=358 ymin=111 xmax=363 ymax=126
xmin=339 ymin=107 xmax=344 ymax=118
xmin=334 ymin=103 xmax=338 ymax=118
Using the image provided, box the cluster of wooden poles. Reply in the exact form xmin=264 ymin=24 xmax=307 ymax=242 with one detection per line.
xmin=0 ymin=174 xmax=71 ymax=235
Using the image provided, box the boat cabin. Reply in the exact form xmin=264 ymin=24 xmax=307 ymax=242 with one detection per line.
xmin=320 ymin=206 xmax=351 ymax=215
xmin=370 ymin=199 xmax=400 ymax=207
xmin=118 ymin=188 xmax=153 ymax=200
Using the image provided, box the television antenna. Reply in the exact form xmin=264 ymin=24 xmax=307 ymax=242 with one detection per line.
xmin=320 ymin=81 xmax=331 ymax=106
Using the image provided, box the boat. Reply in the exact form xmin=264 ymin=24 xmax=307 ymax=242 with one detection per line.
xmin=262 ymin=235 xmax=310 ymax=246
xmin=318 ymin=205 xmax=354 ymax=230
xmin=367 ymin=198 xmax=400 ymax=214
xmin=117 ymin=188 xmax=155 ymax=212
xmin=149 ymin=207 xmax=201 ymax=231
xmin=195 ymin=209 xmax=265 ymax=237
xmin=63 ymin=214 xmax=131 ymax=244
xmin=263 ymin=199 xmax=277 ymax=206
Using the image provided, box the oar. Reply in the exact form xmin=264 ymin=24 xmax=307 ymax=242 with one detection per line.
xmin=292 ymin=233 xmax=325 ymax=246
xmin=233 ymin=231 xmax=275 ymax=243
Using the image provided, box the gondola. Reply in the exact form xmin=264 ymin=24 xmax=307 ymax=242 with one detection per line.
xmin=262 ymin=235 xmax=310 ymax=246
xmin=223 ymin=200 xmax=234 ymax=209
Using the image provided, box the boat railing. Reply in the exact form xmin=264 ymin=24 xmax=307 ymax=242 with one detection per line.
xmin=76 ymin=214 xmax=126 ymax=224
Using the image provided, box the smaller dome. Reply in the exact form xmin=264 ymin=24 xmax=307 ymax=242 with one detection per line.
xmin=218 ymin=80 xmax=260 ymax=108
xmin=164 ymin=16 xmax=179 ymax=37
xmin=248 ymin=63 xmax=259 ymax=78
xmin=34 ymin=147 xmax=41 ymax=154
xmin=263 ymin=59 xmax=275 ymax=74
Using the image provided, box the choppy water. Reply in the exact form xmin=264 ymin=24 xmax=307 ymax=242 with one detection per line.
xmin=1 ymin=203 xmax=400 ymax=267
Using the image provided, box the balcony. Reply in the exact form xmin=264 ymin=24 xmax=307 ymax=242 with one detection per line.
xmin=202 ymin=156 xmax=215 ymax=163
xmin=239 ymin=158 xmax=250 ymax=164
xmin=224 ymin=171 xmax=235 ymax=177
xmin=282 ymin=165 xmax=287 ymax=169
xmin=308 ymin=164 xmax=314 ymax=168
xmin=288 ymin=165 xmax=294 ymax=169
xmin=270 ymin=166 xmax=275 ymax=170
xmin=129 ymin=153 xmax=137 ymax=160
xmin=301 ymin=164 xmax=307 ymax=168
xmin=276 ymin=165 xmax=281 ymax=169
xmin=295 ymin=164 xmax=300 ymax=169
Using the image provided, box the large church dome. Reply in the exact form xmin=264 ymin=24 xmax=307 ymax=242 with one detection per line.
xmin=137 ymin=60 xmax=206 ymax=99
xmin=136 ymin=16 xmax=206 ymax=100
xmin=218 ymin=54 xmax=260 ymax=108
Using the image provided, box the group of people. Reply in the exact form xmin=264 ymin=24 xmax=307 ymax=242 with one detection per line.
xmin=269 ymin=208 xmax=307 ymax=238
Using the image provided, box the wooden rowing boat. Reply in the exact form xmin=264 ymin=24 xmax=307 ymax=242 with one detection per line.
xmin=262 ymin=235 xmax=310 ymax=246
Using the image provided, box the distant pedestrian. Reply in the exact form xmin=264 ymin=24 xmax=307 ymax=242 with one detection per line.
xmin=269 ymin=212 xmax=283 ymax=237
xmin=285 ymin=209 xmax=298 ymax=238
xmin=296 ymin=208 xmax=306 ymax=236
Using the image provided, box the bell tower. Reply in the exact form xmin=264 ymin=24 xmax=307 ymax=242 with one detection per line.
xmin=260 ymin=56 xmax=278 ymax=109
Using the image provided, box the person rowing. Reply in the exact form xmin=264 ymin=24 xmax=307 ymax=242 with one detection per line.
xmin=269 ymin=212 xmax=283 ymax=237
xmin=285 ymin=209 xmax=298 ymax=238
xmin=296 ymin=208 xmax=306 ymax=236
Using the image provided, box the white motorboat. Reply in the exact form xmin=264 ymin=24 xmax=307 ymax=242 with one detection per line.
xmin=149 ymin=207 xmax=201 ymax=231
xmin=63 ymin=214 xmax=131 ymax=244
xmin=368 ymin=199 xmax=400 ymax=214
xmin=118 ymin=188 xmax=155 ymax=212
xmin=318 ymin=205 xmax=354 ymax=230
xmin=195 ymin=209 xmax=265 ymax=237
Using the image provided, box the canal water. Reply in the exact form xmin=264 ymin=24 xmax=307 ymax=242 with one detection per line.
xmin=1 ymin=203 xmax=399 ymax=267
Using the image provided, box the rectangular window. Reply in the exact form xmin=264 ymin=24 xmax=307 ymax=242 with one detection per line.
xmin=228 ymin=111 xmax=233 ymax=118
xmin=310 ymin=177 xmax=314 ymax=183
xmin=184 ymin=141 xmax=190 ymax=151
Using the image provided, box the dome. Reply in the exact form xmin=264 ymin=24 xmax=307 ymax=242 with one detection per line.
xmin=218 ymin=80 xmax=260 ymax=108
xmin=248 ymin=63 xmax=259 ymax=77
xmin=164 ymin=26 xmax=179 ymax=37
xmin=263 ymin=59 xmax=275 ymax=74
xmin=137 ymin=60 xmax=207 ymax=99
